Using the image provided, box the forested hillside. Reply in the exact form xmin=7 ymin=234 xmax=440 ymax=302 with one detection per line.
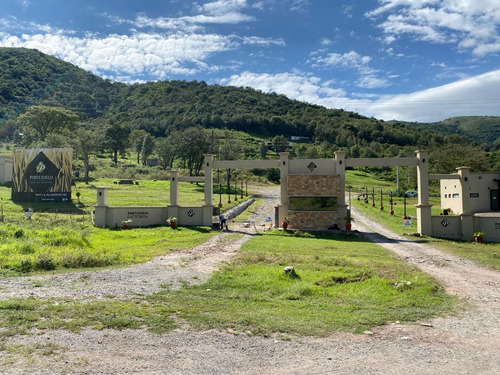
xmin=1 ymin=47 xmax=499 ymax=175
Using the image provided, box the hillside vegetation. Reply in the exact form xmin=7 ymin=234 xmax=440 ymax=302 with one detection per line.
xmin=1 ymin=47 xmax=499 ymax=176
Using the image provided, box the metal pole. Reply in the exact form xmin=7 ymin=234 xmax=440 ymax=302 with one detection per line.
xmin=234 ymin=181 xmax=238 ymax=201
xmin=348 ymin=185 xmax=352 ymax=219
xmin=245 ymin=180 xmax=248 ymax=197
xmin=390 ymin=191 xmax=394 ymax=215
xmin=372 ymin=188 xmax=375 ymax=207
xmin=240 ymin=181 xmax=243 ymax=199
xmin=219 ymin=183 xmax=222 ymax=208
xmin=380 ymin=190 xmax=383 ymax=210
xmin=227 ymin=170 xmax=231 ymax=204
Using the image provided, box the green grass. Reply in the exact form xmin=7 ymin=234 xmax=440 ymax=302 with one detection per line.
xmin=0 ymin=222 xmax=214 ymax=275
xmin=0 ymin=231 xmax=457 ymax=340
xmin=149 ymin=231 xmax=457 ymax=337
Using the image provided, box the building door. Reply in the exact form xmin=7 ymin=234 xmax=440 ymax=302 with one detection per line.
xmin=491 ymin=190 xmax=499 ymax=211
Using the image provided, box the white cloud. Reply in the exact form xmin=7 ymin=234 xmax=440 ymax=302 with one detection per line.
xmin=220 ymin=71 xmax=365 ymax=109
xmin=310 ymin=50 xmax=389 ymax=88
xmin=365 ymin=69 xmax=500 ymax=121
xmin=368 ymin=0 xmax=500 ymax=56
xmin=241 ymin=36 xmax=285 ymax=47
xmin=220 ymin=69 xmax=500 ymax=122
xmin=290 ymin=0 xmax=311 ymax=13
xmin=0 ymin=31 xmax=237 ymax=81
xmin=127 ymin=0 xmax=255 ymax=32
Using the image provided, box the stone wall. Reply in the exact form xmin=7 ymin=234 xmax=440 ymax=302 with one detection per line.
xmin=286 ymin=174 xmax=343 ymax=230
xmin=288 ymin=211 xmax=342 ymax=230
xmin=287 ymin=174 xmax=341 ymax=197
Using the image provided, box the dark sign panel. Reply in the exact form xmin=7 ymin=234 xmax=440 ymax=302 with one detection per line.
xmin=12 ymin=148 xmax=72 ymax=202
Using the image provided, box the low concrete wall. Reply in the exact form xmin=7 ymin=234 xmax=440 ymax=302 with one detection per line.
xmin=473 ymin=215 xmax=500 ymax=242
xmin=431 ymin=215 xmax=462 ymax=240
xmin=95 ymin=206 xmax=169 ymax=228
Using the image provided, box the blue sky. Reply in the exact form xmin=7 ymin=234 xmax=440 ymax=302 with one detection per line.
xmin=1 ymin=0 xmax=500 ymax=122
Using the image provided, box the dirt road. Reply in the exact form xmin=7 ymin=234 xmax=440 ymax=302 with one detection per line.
xmin=1 ymin=190 xmax=499 ymax=374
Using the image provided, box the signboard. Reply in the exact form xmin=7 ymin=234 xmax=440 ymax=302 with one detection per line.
xmin=11 ymin=148 xmax=73 ymax=202
xmin=403 ymin=218 xmax=412 ymax=228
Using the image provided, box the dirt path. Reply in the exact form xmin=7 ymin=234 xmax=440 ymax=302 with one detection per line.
xmin=2 ymin=190 xmax=500 ymax=374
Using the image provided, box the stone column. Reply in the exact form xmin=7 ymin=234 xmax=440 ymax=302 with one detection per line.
xmin=203 ymin=154 xmax=215 ymax=226
xmin=94 ymin=187 xmax=109 ymax=228
xmin=456 ymin=167 xmax=471 ymax=214
xmin=278 ymin=152 xmax=289 ymax=226
xmin=415 ymin=150 xmax=432 ymax=235
xmin=169 ymin=170 xmax=179 ymax=207
xmin=168 ymin=170 xmax=179 ymax=222
xmin=204 ymin=154 xmax=215 ymax=206
xmin=335 ymin=151 xmax=347 ymax=222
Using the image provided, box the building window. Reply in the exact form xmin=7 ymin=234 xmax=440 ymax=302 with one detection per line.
xmin=453 ymin=193 xmax=459 ymax=198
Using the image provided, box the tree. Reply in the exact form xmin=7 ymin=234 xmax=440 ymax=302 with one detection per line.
xmin=271 ymin=135 xmax=289 ymax=152
xmin=140 ymin=133 xmax=155 ymax=165
xmin=71 ymin=120 xmax=105 ymax=183
xmin=105 ymin=123 xmax=130 ymax=166
xmin=18 ymin=106 xmax=79 ymax=146
xmin=156 ymin=137 xmax=176 ymax=169
xmin=430 ymin=144 xmax=491 ymax=174
xmin=171 ymin=126 xmax=209 ymax=176
xmin=129 ymin=129 xmax=148 ymax=164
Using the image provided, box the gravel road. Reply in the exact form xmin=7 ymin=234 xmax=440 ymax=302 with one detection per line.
xmin=1 ymin=190 xmax=499 ymax=374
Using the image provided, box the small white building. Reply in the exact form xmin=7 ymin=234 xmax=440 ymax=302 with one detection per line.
xmin=0 ymin=155 xmax=13 ymax=184
xmin=440 ymin=167 xmax=500 ymax=214
xmin=434 ymin=167 xmax=500 ymax=242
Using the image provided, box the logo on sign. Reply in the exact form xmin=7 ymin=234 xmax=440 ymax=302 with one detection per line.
xmin=187 ymin=209 xmax=196 ymax=217
xmin=440 ymin=219 xmax=450 ymax=227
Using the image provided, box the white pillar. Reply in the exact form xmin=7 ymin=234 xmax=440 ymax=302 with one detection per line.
xmin=278 ymin=152 xmax=289 ymax=226
xmin=415 ymin=150 xmax=432 ymax=235
xmin=335 ymin=151 xmax=348 ymax=226
xmin=169 ymin=170 xmax=179 ymax=207
xmin=204 ymin=154 xmax=215 ymax=206
xmin=95 ymin=187 xmax=109 ymax=228
xmin=203 ymin=154 xmax=215 ymax=226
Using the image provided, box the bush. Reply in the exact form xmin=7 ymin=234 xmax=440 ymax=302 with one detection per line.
xmin=16 ymin=258 xmax=33 ymax=273
xmin=35 ymin=253 xmax=55 ymax=271
xmin=61 ymin=251 xmax=115 ymax=269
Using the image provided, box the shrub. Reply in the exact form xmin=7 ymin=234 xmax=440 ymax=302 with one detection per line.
xmin=35 ymin=253 xmax=55 ymax=271
xmin=16 ymin=258 xmax=33 ymax=273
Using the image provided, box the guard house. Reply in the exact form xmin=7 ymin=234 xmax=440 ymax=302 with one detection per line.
xmin=440 ymin=167 xmax=500 ymax=214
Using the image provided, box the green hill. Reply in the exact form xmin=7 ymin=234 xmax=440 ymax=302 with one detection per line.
xmin=0 ymin=47 xmax=497 ymax=168
xmin=438 ymin=116 xmax=500 ymax=146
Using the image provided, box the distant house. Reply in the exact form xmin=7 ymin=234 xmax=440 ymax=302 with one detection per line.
xmin=0 ymin=155 xmax=13 ymax=184
xmin=290 ymin=136 xmax=310 ymax=142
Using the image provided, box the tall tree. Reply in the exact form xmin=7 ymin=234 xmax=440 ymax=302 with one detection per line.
xmin=105 ymin=123 xmax=129 ymax=166
xmin=17 ymin=106 xmax=78 ymax=146
xmin=171 ymin=126 xmax=209 ymax=176
xmin=156 ymin=137 xmax=176 ymax=169
xmin=71 ymin=120 xmax=105 ymax=183
xmin=140 ymin=133 xmax=155 ymax=165
xmin=129 ymin=129 xmax=148 ymax=164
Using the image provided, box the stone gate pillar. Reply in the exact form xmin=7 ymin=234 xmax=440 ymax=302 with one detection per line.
xmin=278 ymin=152 xmax=289 ymax=226
xmin=94 ymin=186 xmax=109 ymax=228
xmin=203 ymin=154 xmax=215 ymax=226
xmin=335 ymin=151 xmax=347 ymax=218
xmin=415 ymin=150 xmax=432 ymax=235
xmin=168 ymin=170 xmax=179 ymax=222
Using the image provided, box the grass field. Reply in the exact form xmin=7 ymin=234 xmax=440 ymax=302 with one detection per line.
xmin=0 ymin=231 xmax=458 ymax=339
